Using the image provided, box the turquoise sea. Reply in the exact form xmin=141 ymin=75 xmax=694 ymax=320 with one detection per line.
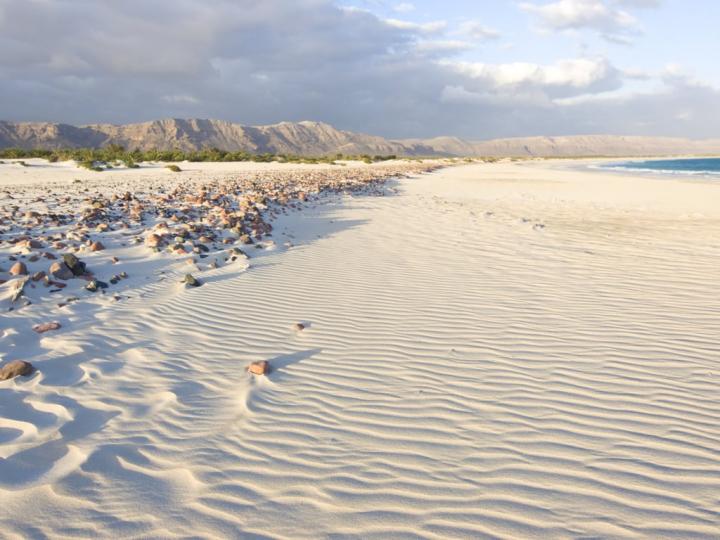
xmin=601 ymin=157 xmax=720 ymax=176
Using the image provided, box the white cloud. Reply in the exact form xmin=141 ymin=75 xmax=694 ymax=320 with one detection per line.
xmin=445 ymin=57 xmax=618 ymax=92
xmin=0 ymin=0 xmax=715 ymax=140
xmin=415 ymin=40 xmax=473 ymax=55
xmin=457 ymin=21 xmax=501 ymax=41
xmin=393 ymin=2 xmax=415 ymax=13
xmin=384 ymin=18 xmax=447 ymax=34
xmin=520 ymin=0 xmax=639 ymax=42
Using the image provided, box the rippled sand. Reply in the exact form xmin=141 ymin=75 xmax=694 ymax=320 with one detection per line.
xmin=2 ymin=159 xmax=719 ymax=538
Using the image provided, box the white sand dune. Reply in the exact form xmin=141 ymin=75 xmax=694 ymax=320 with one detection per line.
xmin=1 ymin=160 xmax=720 ymax=538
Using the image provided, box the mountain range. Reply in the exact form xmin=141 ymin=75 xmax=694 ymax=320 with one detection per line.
xmin=2 ymin=118 xmax=719 ymax=157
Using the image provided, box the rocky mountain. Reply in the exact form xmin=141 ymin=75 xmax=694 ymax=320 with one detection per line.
xmin=0 ymin=119 xmax=436 ymax=156
xmin=1 ymin=118 xmax=719 ymax=157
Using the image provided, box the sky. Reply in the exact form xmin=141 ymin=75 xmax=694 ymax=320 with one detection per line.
xmin=0 ymin=0 xmax=718 ymax=140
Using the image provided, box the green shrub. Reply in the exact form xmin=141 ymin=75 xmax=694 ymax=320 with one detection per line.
xmin=166 ymin=164 xmax=182 ymax=172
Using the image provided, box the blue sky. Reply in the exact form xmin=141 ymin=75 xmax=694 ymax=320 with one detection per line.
xmin=1 ymin=0 xmax=718 ymax=139
xmin=347 ymin=0 xmax=720 ymax=87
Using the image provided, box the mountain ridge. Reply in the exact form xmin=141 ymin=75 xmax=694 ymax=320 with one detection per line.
xmin=2 ymin=118 xmax=719 ymax=157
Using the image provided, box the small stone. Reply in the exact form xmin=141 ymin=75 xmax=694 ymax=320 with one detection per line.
xmin=90 ymin=241 xmax=105 ymax=251
xmin=183 ymin=274 xmax=202 ymax=287
xmin=293 ymin=323 xmax=306 ymax=331
xmin=145 ymin=233 xmax=162 ymax=248
xmin=49 ymin=261 xmax=74 ymax=280
xmin=21 ymin=239 xmax=42 ymax=249
xmin=9 ymin=262 xmax=28 ymax=275
xmin=247 ymin=360 xmax=269 ymax=376
xmin=85 ymin=280 xmax=108 ymax=292
xmin=31 ymin=270 xmax=46 ymax=281
xmin=111 ymin=256 xmax=120 ymax=264
xmin=33 ymin=321 xmax=61 ymax=333
xmin=62 ymin=253 xmax=86 ymax=276
xmin=0 ymin=360 xmax=34 ymax=381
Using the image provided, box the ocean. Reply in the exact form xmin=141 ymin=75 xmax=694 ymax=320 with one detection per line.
xmin=601 ymin=157 xmax=720 ymax=176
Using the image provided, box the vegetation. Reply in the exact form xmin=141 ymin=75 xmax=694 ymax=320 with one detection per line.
xmin=166 ymin=164 xmax=182 ymax=172
xmin=0 ymin=145 xmax=405 ymax=166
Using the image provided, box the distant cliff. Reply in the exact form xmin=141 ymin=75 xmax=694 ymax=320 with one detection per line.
xmin=2 ymin=118 xmax=719 ymax=157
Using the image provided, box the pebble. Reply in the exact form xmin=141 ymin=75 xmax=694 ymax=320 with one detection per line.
xmin=33 ymin=321 xmax=61 ymax=333
xmin=183 ymin=274 xmax=202 ymax=287
xmin=247 ymin=360 xmax=270 ymax=376
xmin=9 ymin=262 xmax=28 ymax=275
xmin=0 ymin=360 xmax=34 ymax=381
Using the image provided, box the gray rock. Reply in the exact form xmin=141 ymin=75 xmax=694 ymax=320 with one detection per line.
xmin=183 ymin=274 xmax=201 ymax=287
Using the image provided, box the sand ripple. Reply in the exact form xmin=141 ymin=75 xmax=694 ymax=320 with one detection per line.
xmin=1 ymin=163 xmax=719 ymax=538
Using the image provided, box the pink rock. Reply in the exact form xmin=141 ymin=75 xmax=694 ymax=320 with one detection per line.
xmin=247 ymin=360 xmax=269 ymax=376
xmin=49 ymin=261 xmax=73 ymax=280
xmin=145 ymin=233 xmax=162 ymax=248
xmin=9 ymin=262 xmax=28 ymax=275
xmin=33 ymin=322 xmax=61 ymax=333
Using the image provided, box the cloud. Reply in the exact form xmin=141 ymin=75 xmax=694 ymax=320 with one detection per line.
xmin=443 ymin=57 xmax=622 ymax=99
xmin=383 ymin=18 xmax=447 ymax=34
xmin=457 ymin=21 xmax=501 ymax=41
xmin=0 ymin=0 xmax=715 ymax=140
xmin=393 ymin=2 xmax=415 ymax=12
xmin=520 ymin=0 xmax=651 ymax=42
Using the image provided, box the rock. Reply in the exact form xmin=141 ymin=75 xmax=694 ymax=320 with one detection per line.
xmin=49 ymin=261 xmax=74 ymax=280
xmin=0 ymin=360 xmax=34 ymax=381
xmin=293 ymin=323 xmax=305 ymax=331
xmin=31 ymin=270 xmax=46 ymax=281
xmin=9 ymin=262 xmax=28 ymax=275
xmin=183 ymin=274 xmax=202 ymax=287
xmin=111 ymin=256 xmax=120 ymax=264
xmin=33 ymin=321 xmax=61 ymax=333
xmin=146 ymin=233 xmax=162 ymax=248
xmin=21 ymin=239 xmax=42 ymax=249
xmin=247 ymin=360 xmax=269 ymax=376
xmin=90 ymin=241 xmax=105 ymax=251
xmin=85 ymin=280 xmax=108 ymax=292
xmin=62 ymin=253 xmax=86 ymax=276
xmin=10 ymin=278 xmax=28 ymax=303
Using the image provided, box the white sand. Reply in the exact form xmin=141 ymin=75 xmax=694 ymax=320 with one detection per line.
xmin=1 ymin=159 xmax=719 ymax=538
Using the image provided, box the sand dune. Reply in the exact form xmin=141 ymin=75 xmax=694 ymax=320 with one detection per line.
xmin=1 ymin=160 xmax=719 ymax=538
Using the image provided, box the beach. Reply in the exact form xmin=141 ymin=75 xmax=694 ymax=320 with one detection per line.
xmin=1 ymin=158 xmax=719 ymax=538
